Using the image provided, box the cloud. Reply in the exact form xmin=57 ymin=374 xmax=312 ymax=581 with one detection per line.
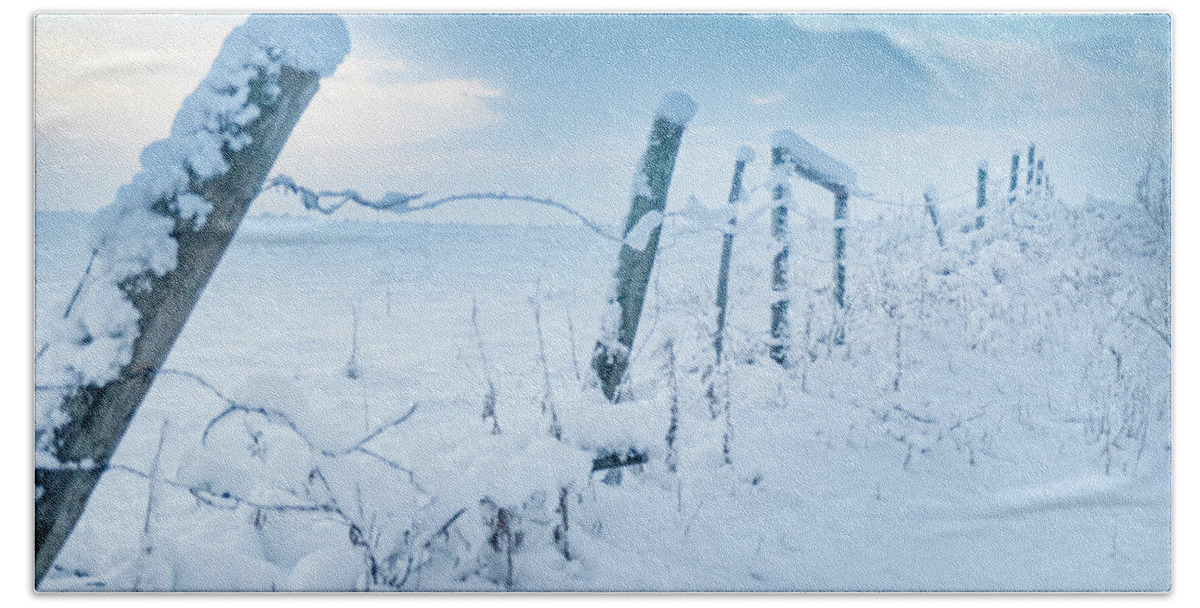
xmin=749 ymin=92 xmax=786 ymax=105
xmin=789 ymin=14 xmax=1169 ymax=130
xmin=35 ymin=15 xmax=243 ymax=145
xmin=284 ymin=53 xmax=505 ymax=161
xmin=34 ymin=13 xmax=1169 ymax=216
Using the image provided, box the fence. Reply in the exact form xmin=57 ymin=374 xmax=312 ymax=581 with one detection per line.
xmin=36 ymin=46 xmax=1064 ymax=584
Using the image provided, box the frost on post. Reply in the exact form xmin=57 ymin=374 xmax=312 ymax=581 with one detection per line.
xmin=592 ymin=92 xmax=696 ymax=401
xmin=34 ymin=14 xmax=349 ymax=586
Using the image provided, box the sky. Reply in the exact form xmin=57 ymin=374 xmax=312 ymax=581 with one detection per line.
xmin=34 ymin=13 xmax=1171 ymax=226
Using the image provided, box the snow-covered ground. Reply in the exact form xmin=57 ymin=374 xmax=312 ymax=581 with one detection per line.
xmin=34 ymin=162 xmax=1171 ymax=591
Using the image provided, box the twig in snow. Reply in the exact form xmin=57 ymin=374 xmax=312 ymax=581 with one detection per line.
xmin=159 ymin=368 xmax=420 ymax=473
xmin=132 ymin=419 xmax=168 ymax=591
xmin=62 ymin=248 xmax=99 ymax=321
xmin=566 ymin=308 xmax=582 ymax=383
xmin=471 ymin=298 xmax=501 ymax=434
xmin=345 ymin=303 xmax=361 ymax=380
xmin=529 ymin=285 xmax=562 ymax=441
xmin=1128 ymin=312 xmax=1170 ymax=347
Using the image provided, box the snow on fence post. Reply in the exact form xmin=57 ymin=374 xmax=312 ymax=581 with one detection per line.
xmin=924 ymin=186 xmax=945 ymax=249
xmin=1036 ymin=157 xmax=1045 ymax=193
xmin=1008 ymin=151 xmax=1020 ymax=205
xmin=34 ymin=15 xmax=349 ymax=587
xmin=591 ymin=92 xmax=696 ymax=401
xmin=975 ymin=160 xmax=988 ymax=229
xmin=712 ymin=147 xmax=754 ymax=365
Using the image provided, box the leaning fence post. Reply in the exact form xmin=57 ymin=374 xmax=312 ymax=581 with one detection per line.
xmin=1008 ymin=151 xmax=1020 ymax=205
xmin=924 ymin=186 xmax=945 ymax=248
xmin=591 ymin=92 xmax=696 ymax=401
xmin=712 ymin=147 xmax=753 ymax=365
xmin=975 ymin=160 xmax=988 ymax=229
xmin=34 ymin=16 xmax=346 ymax=587
xmin=767 ymin=140 xmax=793 ymax=367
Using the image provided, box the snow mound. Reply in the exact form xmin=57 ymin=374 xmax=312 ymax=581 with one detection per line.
xmin=558 ymin=388 xmax=674 ymax=456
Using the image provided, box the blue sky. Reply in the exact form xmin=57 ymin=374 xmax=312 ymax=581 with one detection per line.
xmin=35 ymin=13 xmax=1170 ymax=225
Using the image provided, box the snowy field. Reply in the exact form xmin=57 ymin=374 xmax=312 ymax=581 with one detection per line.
xmin=34 ymin=178 xmax=1171 ymax=591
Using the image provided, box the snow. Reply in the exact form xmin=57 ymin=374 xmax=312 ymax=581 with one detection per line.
xmin=174 ymin=193 xmax=214 ymax=229
xmin=623 ymin=210 xmax=663 ymax=252
xmin=770 ymin=129 xmax=858 ymax=190
xmin=32 ymin=17 xmax=1168 ymax=591
xmin=558 ymin=386 xmax=674 ymax=454
xmin=736 ymin=145 xmax=756 ymax=164
xmin=629 ymin=171 xmax=653 ymax=201
xmin=283 ymin=547 xmax=366 ymax=591
xmin=595 ymin=282 xmax=628 ymax=362
xmin=35 ymin=15 xmax=350 ymax=463
xmin=35 ymin=182 xmax=1170 ymax=590
xmin=223 ymin=14 xmax=351 ymax=79
xmin=654 ymin=91 xmax=697 ymax=127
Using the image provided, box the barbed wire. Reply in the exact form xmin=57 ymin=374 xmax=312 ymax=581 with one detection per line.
xmin=265 ymin=169 xmax=1028 ymax=246
xmin=267 ymin=175 xmax=623 ymax=242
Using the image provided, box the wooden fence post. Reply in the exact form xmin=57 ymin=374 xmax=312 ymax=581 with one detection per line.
xmin=35 ymin=53 xmax=330 ymax=587
xmin=1008 ymin=151 xmax=1020 ymax=205
xmin=1025 ymin=143 xmax=1036 ymax=196
xmin=924 ymin=186 xmax=945 ymax=248
xmin=1036 ymin=157 xmax=1045 ymax=193
xmin=767 ymin=143 xmax=792 ymax=367
xmin=591 ymin=92 xmax=696 ymax=401
xmin=712 ymin=147 xmax=753 ymax=365
xmin=976 ymin=160 xmax=988 ymax=229
xmin=832 ymin=186 xmax=849 ymax=309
